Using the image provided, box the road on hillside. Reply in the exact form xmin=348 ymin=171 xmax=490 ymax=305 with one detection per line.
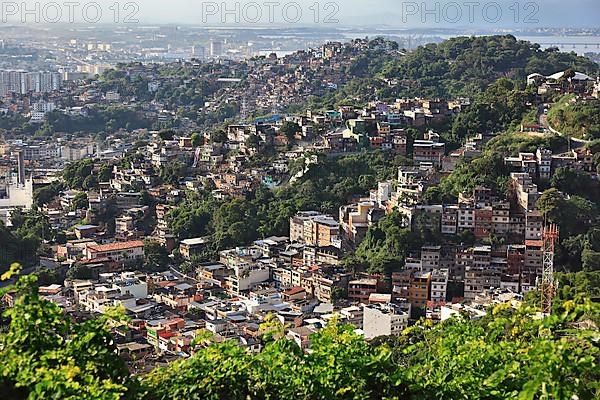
xmin=538 ymin=103 xmax=589 ymax=148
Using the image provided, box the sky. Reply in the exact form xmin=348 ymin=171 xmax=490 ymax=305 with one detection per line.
xmin=6 ymin=0 xmax=600 ymax=28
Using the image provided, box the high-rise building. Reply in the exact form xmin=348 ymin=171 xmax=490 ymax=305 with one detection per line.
xmin=210 ymin=39 xmax=223 ymax=57
xmin=192 ymin=45 xmax=206 ymax=59
xmin=22 ymin=72 xmax=62 ymax=93
xmin=0 ymin=70 xmax=25 ymax=96
xmin=16 ymin=150 xmax=25 ymax=185
xmin=0 ymin=71 xmax=61 ymax=96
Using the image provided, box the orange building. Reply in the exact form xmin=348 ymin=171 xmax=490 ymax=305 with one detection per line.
xmin=408 ymin=272 xmax=431 ymax=310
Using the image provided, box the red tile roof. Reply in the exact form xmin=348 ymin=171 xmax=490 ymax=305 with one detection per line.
xmin=80 ymin=257 xmax=111 ymax=264
xmin=525 ymin=240 xmax=543 ymax=247
xmin=87 ymin=240 xmax=144 ymax=253
xmin=284 ymin=286 xmax=306 ymax=296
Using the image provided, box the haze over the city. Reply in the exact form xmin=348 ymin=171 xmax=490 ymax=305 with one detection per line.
xmin=8 ymin=0 xmax=600 ymax=28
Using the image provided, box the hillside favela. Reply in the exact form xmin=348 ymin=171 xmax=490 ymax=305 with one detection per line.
xmin=0 ymin=1 xmax=599 ymax=399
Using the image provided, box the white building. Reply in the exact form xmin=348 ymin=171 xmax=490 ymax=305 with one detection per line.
xmin=30 ymin=101 xmax=56 ymax=124
xmin=362 ymin=304 xmax=409 ymax=339
xmin=225 ymin=264 xmax=270 ymax=295
xmin=32 ymin=101 xmax=56 ymax=113
xmin=339 ymin=305 xmax=364 ymax=329
xmin=99 ymin=272 xmax=148 ymax=298
xmin=0 ymin=70 xmax=25 ymax=96
xmin=376 ymin=181 xmax=392 ymax=205
xmin=430 ymin=268 xmax=449 ymax=303
xmin=85 ymin=240 xmax=145 ymax=263
xmin=209 ymin=39 xmax=223 ymax=57
xmin=421 ymin=245 xmax=441 ymax=272
xmin=61 ymin=143 xmax=97 ymax=161
xmin=105 ymin=91 xmax=121 ymax=102
xmin=22 ymin=144 xmax=60 ymax=160
xmin=0 ymin=176 xmax=34 ymax=225
xmin=76 ymin=272 xmax=148 ymax=313
xmin=0 ymin=71 xmax=61 ymax=95
xmin=30 ymin=112 xmax=47 ymax=123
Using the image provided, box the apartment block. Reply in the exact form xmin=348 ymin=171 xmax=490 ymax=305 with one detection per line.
xmin=421 ymin=245 xmax=441 ymax=272
xmin=441 ymin=205 xmax=458 ymax=235
xmin=412 ymin=140 xmax=445 ymax=166
xmin=408 ymin=272 xmax=431 ymax=310
xmin=85 ymin=240 xmax=145 ymax=263
xmin=290 ymin=211 xmax=340 ymax=248
xmin=464 ymin=267 xmax=501 ymax=301
xmin=348 ymin=278 xmax=379 ymax=303
xmin=430 ymin=268 xmax=449 ymax=304
xmin=362 ymin=304 xmax=409 ymax=339
xmin=510 ymin=173 xmax=540 ymax=212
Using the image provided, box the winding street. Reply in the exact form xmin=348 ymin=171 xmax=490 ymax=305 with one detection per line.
xmin=538 ymin=103 xmax=590 ymax=148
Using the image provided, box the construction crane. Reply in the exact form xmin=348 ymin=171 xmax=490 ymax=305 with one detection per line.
xmin=541 ymin=224 xmax=559 ymax=316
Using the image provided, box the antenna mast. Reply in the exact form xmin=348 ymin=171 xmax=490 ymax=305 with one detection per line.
xmin=240 ymin=96 xmax=248 ymax=121
xmin=541 ymin=224 xmax=559 ymax=316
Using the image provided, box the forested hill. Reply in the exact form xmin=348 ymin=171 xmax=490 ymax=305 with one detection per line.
xmin=330 ymin=35 xmax=599 ymax=103
xmin=393 ymin=35 xmax=597 ymax=96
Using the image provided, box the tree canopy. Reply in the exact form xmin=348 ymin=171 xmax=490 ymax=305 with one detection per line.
xmin=0 ymin=266 xmax=598 ymax=399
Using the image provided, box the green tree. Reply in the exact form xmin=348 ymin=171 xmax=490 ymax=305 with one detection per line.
xmin=536 ymin=188 xmax=567 ymax=222
xmin=190 ymin=132 xmax=202 ymax=147
xmin=143 ymin=240 xmax=171 ymax=272
xmin=330 ymin=286 xmax=347 ymax=304
xmin=71 ymin=192 xmax=89 ymax=212
xmin=167 ymin=199 xmax=213 ymax=239
xmin=66 ymin=263 xmax=95 ymax=280
xmin=158 ymin=129 xmax=175 ymax=141
xmin=63 ymin=159 xmax=94 ymax=190
xmin=245 ymin=134 xmax=261 ymax=150
xmin=33 ymin=182 xmax=64 ymax=208
xmin=581 ymin=249 xmax=600 ymax=271
xmin=352 ymin=211 xmax=423 ymax=274
xmin=98 ymin=164 xmax=113 ymax=182
xmin=160 ymin=162 xmax=186 ymax=185
xmin=551 ymin=167 xmax=598 ymax=200
xmin=396 ymin=301 xmax=599 ymax=400
xmin=0 ymin=266 xmax=132 ymax=399
xmin=82 ymin=174 xmax=99 ymax=191
xmin=279 ymin=121 xmax=301 ymax=143
xmin=210 ymin=129 xmax=227 ymax=144
xmin=33 ymin=267 xmax=60 ymax=286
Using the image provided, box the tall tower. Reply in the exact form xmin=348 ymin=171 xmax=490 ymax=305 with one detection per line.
xmin=541 ymin=224 xmax=559 ymax=315
xmin=16 ymin=150 xmax=25 ymax=185
xmin=240 ymin=96 xmax=248 ymax=121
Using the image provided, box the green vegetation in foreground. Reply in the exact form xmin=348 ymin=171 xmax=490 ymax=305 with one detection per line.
xmin=547 ymin=94 xmax=600 ymax=140
xmin=0 ymin=265 xmax=598 ymax=399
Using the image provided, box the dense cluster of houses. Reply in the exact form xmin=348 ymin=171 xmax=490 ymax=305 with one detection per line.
xmin=1 ymin=87 xmax=597 ymax=369
xmin=0 ymin=41 xmax=598 ymax=370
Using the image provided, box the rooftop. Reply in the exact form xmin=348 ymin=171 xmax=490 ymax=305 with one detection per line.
xmin=87 ymin=240 xmax=144 ymax=253
xmin=547 ymin=70 xmax=592 ymax=81
xmin=349 ymin=278 xmax=378 ymax=286
xmin=181 ymin=237 xmax=210 ymax=246
xmin=75 ymin=225 xmax=99 ymax=231
xmin=283 ymin=286 xmax=306 ymax=296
